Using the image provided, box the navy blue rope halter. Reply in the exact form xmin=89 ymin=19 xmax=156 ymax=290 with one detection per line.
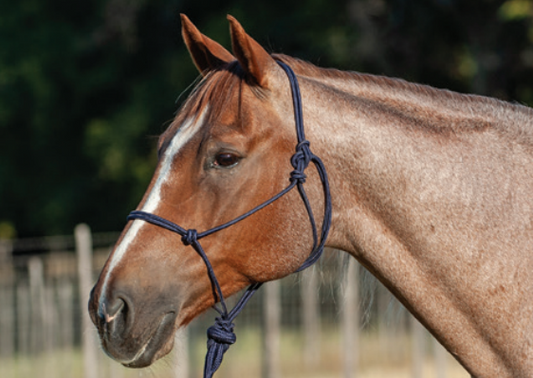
xmin=128 ymin=61 xmax=332 ymax=378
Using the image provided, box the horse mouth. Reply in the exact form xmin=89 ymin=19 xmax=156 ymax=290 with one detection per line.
xmin=109 ymin=312 xmax=177 ymax=368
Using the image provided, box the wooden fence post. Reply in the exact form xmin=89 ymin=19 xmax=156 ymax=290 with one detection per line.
xmin=29 ymin=256 xmax=57 ymax=378
xmin=174 ymin=327 xmax=190 ymax=378
xmin=75 ymin=224 xmax=99 ymax=378
xmin=301 ymin=267 xmax=320 ymax=368
xmin=410 ymin=315 xmax=425 ymax=378
xmin=56 ymin=279 xmax=75 ymax=376
xmin=0 ymin=239 xmax=14 ymax=356
xmin=263 ymin=280 xmax=281 ymax=378
xmin=0 ymin=240 xmax=14 ymax=378
xmin=16 ymin=284 xmax=30 ymax=357
xmin=56 ymin=279 xmax=74 ymax=348
xmin=433 ymin=337 xmax=447 ymax=378
xmin=377 ymin=283 xmax=392 ymax=357
xmin=340 ymin=257 xmax=359 ymax=378
xmin=0 ymin=286 xmax=14 ymax=355
xmin=28 ymin=257 xmax=45 ymax=355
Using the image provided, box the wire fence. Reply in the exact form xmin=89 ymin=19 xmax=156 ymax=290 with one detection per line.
xmin=0 ymin=225 xmax=468 ymax=378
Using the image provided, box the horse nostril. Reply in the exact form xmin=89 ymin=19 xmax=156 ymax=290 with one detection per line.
xmin=96 ymin=296 xmax=132 ymax=337
xmin=102 ymin=298 xmax=125 ymax=324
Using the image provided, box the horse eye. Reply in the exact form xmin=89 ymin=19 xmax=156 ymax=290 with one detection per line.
xmin=214 ymin=153 xmax=239 ymax=168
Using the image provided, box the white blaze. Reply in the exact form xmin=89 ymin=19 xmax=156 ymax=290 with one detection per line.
xmin=99 ymin=108 xmax=208 ymax=306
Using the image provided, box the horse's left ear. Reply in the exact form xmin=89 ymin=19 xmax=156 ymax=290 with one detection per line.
xmin=181 ymin=14 xmax=235 ymax=75
xmin=228 ymin=15 xmax=278 ymax=88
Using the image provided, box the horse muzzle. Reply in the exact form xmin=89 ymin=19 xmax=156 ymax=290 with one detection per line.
xmin=88 ymin=286 xmax=178 ymax=368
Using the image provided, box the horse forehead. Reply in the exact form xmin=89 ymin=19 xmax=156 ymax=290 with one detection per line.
xmin=204 ymin=87 xmax=244 ymax=128
xmin=167 ymin=98 xmax=240 ymax=141
xmin=159 ymin=109 xmax=204 ymax=154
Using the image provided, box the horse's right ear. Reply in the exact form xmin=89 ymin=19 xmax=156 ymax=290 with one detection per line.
xmin=227 ymin=15 xmax=278 ymax=88
xmin=181 ymin=14 xmax=235 ymax=75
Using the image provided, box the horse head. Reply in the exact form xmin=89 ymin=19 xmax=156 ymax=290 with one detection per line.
xmin=88 ymin=15 xmax=328 ymax=368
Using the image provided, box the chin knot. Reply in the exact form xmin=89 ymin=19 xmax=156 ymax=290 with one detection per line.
xmin=181 ymin=229 xmax=198 ymax=246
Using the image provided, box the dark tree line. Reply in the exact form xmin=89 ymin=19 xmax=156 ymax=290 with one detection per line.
xmin=1 ymin=0 xmax=532 ymax=237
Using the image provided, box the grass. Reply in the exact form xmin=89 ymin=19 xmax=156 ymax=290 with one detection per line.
xmin=192 ymin=326 xmax=469 ymax=378
xmin=0 ymin=327 xmax=469 ymax=378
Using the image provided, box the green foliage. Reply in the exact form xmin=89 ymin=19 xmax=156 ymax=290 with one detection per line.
xmin=500 ymin=0 xmax=533 ymax=20
xmin=2 ymin=0 xmax=533 ymax=236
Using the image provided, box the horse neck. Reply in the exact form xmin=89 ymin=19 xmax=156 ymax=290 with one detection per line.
xmin=296 ymin=66 xmax=533 ymax=377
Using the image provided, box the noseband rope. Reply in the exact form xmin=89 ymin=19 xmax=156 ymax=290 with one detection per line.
xmin=128 ymin=61 xmax=332 ymax=378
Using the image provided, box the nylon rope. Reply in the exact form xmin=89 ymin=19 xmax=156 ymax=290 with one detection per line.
xmin=127 ymin=60 xmax=332 ymax=378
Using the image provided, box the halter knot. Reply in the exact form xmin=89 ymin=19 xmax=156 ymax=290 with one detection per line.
xmin=182 ymin=229 xmax=198 ymax=246
xmin=203 ymin=317 xmax=236 ymax=378
xmin=207 ymin=317 xmax=236 ymax=345
xmin=290 ymin=140 xmax=312 ymax=183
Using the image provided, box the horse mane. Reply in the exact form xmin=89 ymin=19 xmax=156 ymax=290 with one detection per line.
xmin=274 ymin=54 xmax=533 ymax=148
xmin=273 ymin=53 xmax=521 ymax=113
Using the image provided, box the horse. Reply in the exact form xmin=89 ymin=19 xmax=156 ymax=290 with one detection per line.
xmin=88 ymin=14 xmax=533 ymax=378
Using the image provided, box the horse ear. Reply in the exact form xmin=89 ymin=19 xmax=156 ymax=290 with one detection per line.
xmin=227 ymin=15 xmax=277 ymax=87
xmin=181 ymin=14 xmax=235 ymax=75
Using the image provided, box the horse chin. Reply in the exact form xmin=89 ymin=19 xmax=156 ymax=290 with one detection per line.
xmin=107 ymin=312 xmax=177 ymax=369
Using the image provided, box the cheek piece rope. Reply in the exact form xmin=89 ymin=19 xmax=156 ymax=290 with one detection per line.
xmin=127 ymin=61 xmax=332 ymax=378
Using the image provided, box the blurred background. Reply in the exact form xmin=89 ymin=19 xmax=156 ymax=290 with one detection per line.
xmin=1 ymin=0 xmax=533 ymax=377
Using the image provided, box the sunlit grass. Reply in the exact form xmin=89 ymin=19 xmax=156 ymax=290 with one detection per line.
xmin=1 ymin=327 xmax=469 ymax=378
